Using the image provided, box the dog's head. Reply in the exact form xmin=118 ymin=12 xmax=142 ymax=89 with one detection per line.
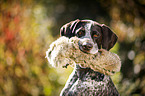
xmin=60 ymin=19 xmax=118 ymax=54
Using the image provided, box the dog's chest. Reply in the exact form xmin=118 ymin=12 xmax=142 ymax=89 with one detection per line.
xmin=70 ymin=77 xmax=107 ymax=91
xmin=68 ymin=69 xmax=106 ymax=95
xmin=65 ymin=67 xmax=119 ymax=96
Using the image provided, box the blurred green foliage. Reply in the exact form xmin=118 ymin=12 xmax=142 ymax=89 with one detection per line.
xmin=0 ymin=0 xmax=145 ymax=96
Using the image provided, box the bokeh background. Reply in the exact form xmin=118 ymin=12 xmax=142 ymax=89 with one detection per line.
xmin=0 ymin=0 xmax=145 ymax=96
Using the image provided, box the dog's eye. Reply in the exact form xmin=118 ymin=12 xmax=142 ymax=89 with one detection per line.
xmin=93 ymin=34 xmax=99 ymax=39
xmin=77 ymin=30 xmax=85 ymax=37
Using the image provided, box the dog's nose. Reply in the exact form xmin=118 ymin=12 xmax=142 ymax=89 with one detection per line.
xmin=82 ymin=42 xmax=93 ymax=50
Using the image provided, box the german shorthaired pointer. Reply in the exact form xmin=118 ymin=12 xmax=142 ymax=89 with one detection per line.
xmin=60 ymin=19 xmax=120 ymax=96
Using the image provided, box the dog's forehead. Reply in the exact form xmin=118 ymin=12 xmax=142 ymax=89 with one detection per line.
xmin=84 ymin=21 xmax=93 ymax=31
xmin=81 ymin=20 xmax=93 ymax=26
xmin=78 ymin=20 xmax=101 ymax=32
xmin=75 ymin=20 xmax=93 ymax=31
xmin=74 ymin=20 xmax=102 ymax=36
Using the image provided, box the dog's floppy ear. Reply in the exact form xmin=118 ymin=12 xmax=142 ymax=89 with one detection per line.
xmin=60 ymin=19 xmax=80 ymax=38
xmin=101 ymin=24 xmax=118 ymax=50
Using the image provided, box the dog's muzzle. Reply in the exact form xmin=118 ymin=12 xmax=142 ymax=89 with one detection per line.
xmin=78 ymin=38 xmax=99 ymax=54
xmin=82 ymin=42 xmax=93 ymax=50
xmin=78 ymin=40 xmax=93 ymax=54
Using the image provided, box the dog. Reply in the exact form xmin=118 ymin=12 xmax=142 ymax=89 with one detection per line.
xmin=59 ymin=19 xmax=120 ymax=96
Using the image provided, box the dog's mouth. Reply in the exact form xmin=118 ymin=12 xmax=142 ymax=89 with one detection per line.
xmin=79 ymin=45 xmax=90 ymax=54
xmin=78 ymin=41 xmax=99 ymax=54
xmin=78 ymin=41 xmax=94 ymax=54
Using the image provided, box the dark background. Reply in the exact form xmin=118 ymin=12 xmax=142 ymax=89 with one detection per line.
xmin=0 ymin=0 xmax=145 ymax=95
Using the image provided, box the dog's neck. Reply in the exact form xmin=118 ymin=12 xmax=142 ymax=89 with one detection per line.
xmin=75 ymin=64 xmax=105 ymax=81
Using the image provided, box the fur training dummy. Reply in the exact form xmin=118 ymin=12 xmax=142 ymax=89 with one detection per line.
xmin=46 ymin=36 xmax=121 ymax=75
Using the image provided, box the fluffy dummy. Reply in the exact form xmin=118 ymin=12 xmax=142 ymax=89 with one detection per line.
xmin=46 ymin=36 xmax=121 ymax=75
